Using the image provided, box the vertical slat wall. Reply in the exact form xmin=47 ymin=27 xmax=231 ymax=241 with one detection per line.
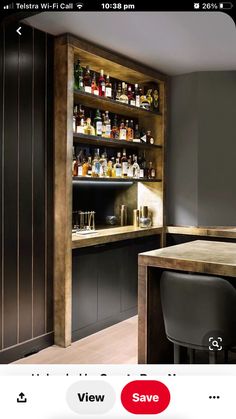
xmin=0 ymin=23 xmax=53 ymax=362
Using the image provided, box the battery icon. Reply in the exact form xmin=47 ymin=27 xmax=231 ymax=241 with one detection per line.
xmin=219 ymin=2 xmax=233 ymax=9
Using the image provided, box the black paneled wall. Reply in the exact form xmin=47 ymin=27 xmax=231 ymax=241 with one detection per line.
xmin=0 ymin=23 xmax=54 ymax=362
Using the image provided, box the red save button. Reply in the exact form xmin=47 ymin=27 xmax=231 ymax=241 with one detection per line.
xmin=121 ymin=380 xmax=170 ymax=414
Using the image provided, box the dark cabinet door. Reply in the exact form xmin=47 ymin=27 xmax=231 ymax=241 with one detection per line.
xmin=72 ymin=248 xmax=98 ymax=332
xmin=97 ymin=244 xmax=123 ymax=320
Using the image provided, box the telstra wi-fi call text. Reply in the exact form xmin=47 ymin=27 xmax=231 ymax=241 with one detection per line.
xmin=15 ymin=2 xmax=74 ymax=10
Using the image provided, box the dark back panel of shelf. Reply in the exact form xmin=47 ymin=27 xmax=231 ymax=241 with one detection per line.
xmin=0 ymin=23 xmax=54 ymax=360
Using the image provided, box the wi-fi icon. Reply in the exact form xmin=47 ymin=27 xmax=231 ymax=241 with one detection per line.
xmin=76 ymin=2 xmax=84 ymax=9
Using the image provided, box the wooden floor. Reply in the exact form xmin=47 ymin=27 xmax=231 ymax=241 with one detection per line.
xmin=14 ymin=316 xmax=138 ymax=364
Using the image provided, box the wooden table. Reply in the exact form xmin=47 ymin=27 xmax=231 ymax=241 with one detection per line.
xmin=138 ymin=240 xmax=236 ymax=364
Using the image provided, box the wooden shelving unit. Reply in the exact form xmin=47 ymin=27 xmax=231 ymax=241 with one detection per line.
xmin=54 ymin=33 xmax=168 ymax=347
xmin=72 ymin=177 xmax=162 ymax=183
xmin=73 ymin=132 xmax=162 ymax=149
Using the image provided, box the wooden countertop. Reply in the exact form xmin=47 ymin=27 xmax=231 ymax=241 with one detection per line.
xmin=166 ymin=225 xmax=236 ymax=239
xmin=72 ymin=225 xmax=163 ymax=249
xmin=138 ymin=240 xmax=236 ymax=277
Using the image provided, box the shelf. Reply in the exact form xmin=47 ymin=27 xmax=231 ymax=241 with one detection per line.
xmin=72 ymin=225 xmax=163 ymax=249
xmin=72 ymin=177 xmax=162 ymax=184
xmin=74 ymin=90 xmax=161 ymax=119
xmin=73 ymin=133 xmax=162 ymax=150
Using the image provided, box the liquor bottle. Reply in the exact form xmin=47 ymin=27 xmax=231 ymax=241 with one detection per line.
xmin=98 ymin=69 xmax=106 ymax=96
xmin=110 ymin=115 xmax=119 ymax=140
xmin=119 ymin=119 xmax=127 ymax=140
xmin=76 ymin=116 xmax=85 ymax=134
xmin=146 ymin=89 xmax=153 ymax=110
xmin=152 ymin=88 xmax=159 ymax=110
xmin=115 ymin=155 xmax=122 ymax=178
xmin=101 ymin=113 xmax=106 ymax=138
xmin=92 ymin=149 xmax=101 ymax=177
xmin=77 ymin=149 xmax=85 ymax=177
xmin=99 ymin=151 xmax=108 ymax=177
xmin=113 ymin=82 xmax=117 ymax=100
xmin=132 ymin=155 xmax=140 ymax=178
xmin=74 ymin=59 xmax=84 ymax=90
xmin=107 ymin=160 xmax=113 ymax=177
xmin=105 ymin=74 xmax=112 ymax=98
xmin=84 ymin=118 xmax=95 ymax=136
xmin=127 ymin=156 xmax=133 ymax=178
xmin=119 ymin=82 xmax=128 ymax=104
xmin=94 ymin=109 xmax=102 ymax=136
xmin=91 ymin=72 xmax=99 ymax=95
xmin=128 ymin=85 xmax=135 ymax=106
xmin=133 ymin=124 xmax=141 ymax=142
xmin=140 ymin=94 xmax=150 ymax=110
xmin=104 ymin=111 xmax=111 ymax=137
xmin=146 ymin=130 xmax=154 ymax=145
xmin=72 ymin=147 xmax=77 ymax=176
xmin=148 ymin=161 xmax=156 ymax=179
xmin=121 ymin=149 xmax=128 ymax=177
xmin=139 ymin=153 xmax=146 ymax=178
xmin=82 ymin=157 xmax=90 ymax=176
xmin=83 ymin=65 xmax=92 ymax=94
xmin=127 ymin=120 xmax=134 ymax=141
xmin=111 ymin=157 xmax=116 ymax=177
xmin=116 ymin=82 xmax=122 ymax=101
xmin=134 ymin=84 xmax=140 ymax=107
xmin=87 ymin=156 xmax=92 ymax=176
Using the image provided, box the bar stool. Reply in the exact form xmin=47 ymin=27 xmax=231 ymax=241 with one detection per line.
xmin=160 ymin=271 xmax=236 ymax=364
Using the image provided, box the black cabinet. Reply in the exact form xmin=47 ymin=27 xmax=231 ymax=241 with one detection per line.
xmin=72 ymin=235 xmax=160 ymax=341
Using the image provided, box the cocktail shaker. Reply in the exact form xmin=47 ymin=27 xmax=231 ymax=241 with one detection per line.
xmin=120 ymin=205 xmax=128 ymax=226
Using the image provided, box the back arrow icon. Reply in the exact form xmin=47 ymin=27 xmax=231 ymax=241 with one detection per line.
xmin=16 ymin=27 xmax=22 ymax=35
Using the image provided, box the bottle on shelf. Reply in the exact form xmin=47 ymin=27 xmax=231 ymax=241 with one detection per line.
xmin=107 ymin=159 xmax=113 ymax=177
xmin=147 ymin=161 xmax=156 ymax=179
xmin=110 ymin=115 xmax=119 ymax=140
xmin=126 ymin=119 xmax=134 ymax=141
xmin=84 ymin=117 xmax=95 ymax=136
xmin=72 ymin=147 xmax=77 ymax=176
xmin=121 ymin=149 xmax=128 ymax=177
xmin=132 ymin=155 xmax=140 ymax=178
xmin=76 ymin=116 xmax=85 ymax=134
xmin=99 ymin=150 xmax=108 ymax=177
xmin=104 ymin=110 xmax=111 ymax=137
xmin=133 ymin=123 xmax=141 ymax=142
xmin=87 ymin=156 xmax=92 ymax=176
xmin=146 ymin=130 xmax=154 ymax=144
xmin=116 ymin=82 xmax=122 ymax=101
xmin=92 ymin=149 xmax=101 ymax=177
xmin=146 ymin=89 xmax=153 ymax=110
xmin=152 ymin=88 xmax=159 ymax=111
xmin=113 ymin=82 xmax=117 ymax=101
xmin=94 ymin=109 xmax=102 ymax=136
xmin=83 ymin=65 xmax=92 ymax=94
xmin=91 ymin=72 xmax=99 ymax=96
xmin=98 ymin=69 xmax=106 ymax=97
xmin=111 ymin=157 xmax=116 ymax=177
xmin=101 ymin=113 xmax=106 ymax=138
xmin=82 ymin=157 xmax=90 ymax=176
xmin=105 ymin=74 xmax=112 ymax=98
xmin=140 ymin=94 xmax=150 ymax=110
xmin=74 ymin=59 xmax=84 ymax=91
xmin=139 ymin=153 xmax=146 ymax=178
xmin=114 ymin=153 xmax=122 ymax=177
xmin=128 ymin=85 xmax=135 ymax=106
xmin=119 ymin=82 xmax=129 ymax=104
xmin=127 ymin=156 xmax=133 ymax=178
xmin=134 ymin=84 xmax=140 ymax=107
xmin=119 ymin=119 xmax=127 ymax=140
xmin=77 ymin=149 xmax=85 ymax=177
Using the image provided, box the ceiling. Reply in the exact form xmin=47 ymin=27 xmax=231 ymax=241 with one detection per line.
xmin=23 ymin=12 xmax=236 ymax=76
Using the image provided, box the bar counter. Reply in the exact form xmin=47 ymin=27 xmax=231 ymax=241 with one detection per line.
xmin=166 ymin=226 xmax=236 ymax=239
xmin=138 ymin=240 xmax=236 ymax=364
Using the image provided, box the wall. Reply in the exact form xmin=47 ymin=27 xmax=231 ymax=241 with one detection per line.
xmin=0 ymin=23 xmax=54 ymax=362
xmin=167 ymin=71 xmax=236 ymax=226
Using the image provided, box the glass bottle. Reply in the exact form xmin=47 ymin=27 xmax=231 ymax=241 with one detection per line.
xmin=101 ymin=113 xmax=106 ymax=138
xmin=99 ymin=151 xmax=108 ymax=177
xmin=128 ymin=85 xmax=135 ymax=106
xmin=119 ymin=119 xmax=127 ymax=140
xmin=104 ymin=111 xmax=111 ymax=137
xmin=134 ymin=124 xmax=140 ymax=141
xmin=139 ymin=153 xmax=146 ymax=178
xmin=82 ymin=157 xmax=90 ymax=176
xmin=83 ymin=65 xmax=92 ymax=93
xmin=74 ymin=59 xmax=84 ymax=91
xmin=92 ymin=149 xmax=101 ymax=177
xmin=111 ymin=157 xmax=116 ymax=177
xmin=87 ymin=156 xmax=92 ymax=176
xmin=116 ymin=82 xmax=122 ymax=101
xmin=77 ymin=149 xmax=85 ymax=177
xmin=110 ymin=115 xmax=119 ymax=140
xmin=98 ymin=69 xmax=106 ymax=97
xmin=72 ymin=147 xmax=77 ymax=176
xmin=127 ymin=120 xmax=134 ymax=141
xmin=91 ymin=72 xmax=99 ymax=96
xmin=146 ymin=130 xmax=154 ymax=144
xmin=121 ymin=149 xmax=128 ymax=177
xmin=134 ymin=84 xmax=140 ymax=107
xmin=113 ymin=82 xmax=117 ymax=100
xmin=152 ymin=88 xmax=159 ymax=110
xmin=146 ymin=89 xmax=153 ymax=110
xmin=107 ymin=159 xmax=113 ymax=177
xmin=140 ymin=94 xmax=150 ymax=110
xmin=115 ymin=156 xmax=122 ymax=178
xmin=119 ymin=82 xmax=128 ymax=104
xmin=148 ymin=161 xmax=156 ymax=179
xmin=105 ymin=74 xmax=112 ymax=98
xmin=76 ymin=116 xmax=85 ymax=134
xmin=132 ymin=155 xmax=140 ymax=178
xmin=84 ymin=117 xmax=95 ymax=136
xmin=127 ymin=156 xmax=133 ymax=178
xmin=94 ymin=109 xmax=102 ymax=136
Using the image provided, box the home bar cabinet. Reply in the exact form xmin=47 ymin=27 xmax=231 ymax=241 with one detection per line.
xmin=54 ymin=34 xmax=168 ymax=347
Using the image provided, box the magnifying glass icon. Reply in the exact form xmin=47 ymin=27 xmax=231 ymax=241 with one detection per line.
xmin=212 ymin=340 xmax=219 ymax=348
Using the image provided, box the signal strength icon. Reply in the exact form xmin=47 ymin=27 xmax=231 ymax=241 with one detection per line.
xmin=76 ymin=2 xmax=84 ymax=9
xmin=3 ymin=2 xmax=14 ymax=9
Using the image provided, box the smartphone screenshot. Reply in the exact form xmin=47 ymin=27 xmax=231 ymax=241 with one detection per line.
xmin=0 ymin=1 xmax=236 ymax=417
